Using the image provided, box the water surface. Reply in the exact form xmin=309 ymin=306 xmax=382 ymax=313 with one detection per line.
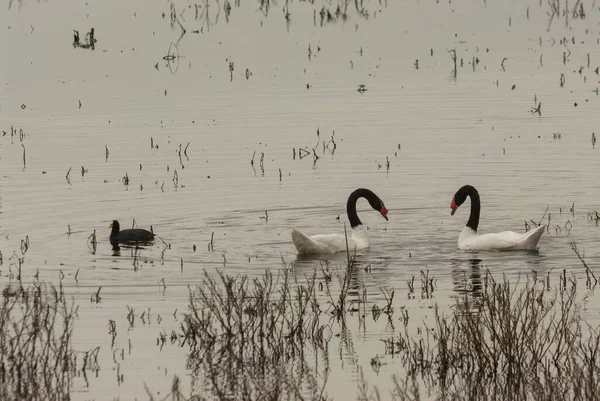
xmin=1 ymin=0 xmax=599 ymax=399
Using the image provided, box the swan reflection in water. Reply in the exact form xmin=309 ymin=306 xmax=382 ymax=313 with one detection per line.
xmin=450 ymin=250 xmax=544 ymax=315
xmin=451 ymin=258 xmax=484 ymax=313
xmin=293 ymin=251 xmax=367 ymax=310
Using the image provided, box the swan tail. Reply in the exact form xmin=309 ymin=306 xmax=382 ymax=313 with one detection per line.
xmin=520 ymin=225 xmax=546 ymax=249
xmin=292 ymin=229 xmax=315 ymax=254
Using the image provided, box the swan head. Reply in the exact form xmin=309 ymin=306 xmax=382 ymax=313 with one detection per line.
xmin=450 ymin=185 xmax=475 ymax=215
xmin=368 ymin=197 xmax=389 ymax=221
xmin=450 ymin=199 xmax=458 ymax=215
xmin=450 ymin=189 xmax=468 ymax=215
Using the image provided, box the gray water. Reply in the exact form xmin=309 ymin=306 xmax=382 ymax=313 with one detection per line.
xmin=1 ymin=0 xmax=600 ymax=399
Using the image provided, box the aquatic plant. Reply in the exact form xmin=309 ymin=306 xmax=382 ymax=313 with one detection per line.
xmin=377 ymin=271 xmax=600 ymax=401
xmin=0 ymin=282 xmax=99 ymax=401
xmin=174 ymin=268 xmax=331 ymax=401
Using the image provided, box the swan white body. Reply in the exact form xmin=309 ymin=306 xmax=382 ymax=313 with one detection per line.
xmin=291 ymin=188 xmax=388 ymax=255
xmin=457 ymin=225 xmax=546 ymax=251
xmin=451 ymin=185 xmax=546 ymax=252
xmin=292 ymin=225 xmax=369 ymax=255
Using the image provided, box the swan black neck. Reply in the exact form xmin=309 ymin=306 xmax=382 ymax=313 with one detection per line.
xmin=346 ymin=188 xmax=382 ymax=228
xmin=462 ymin=186 xmax=480 ymax=231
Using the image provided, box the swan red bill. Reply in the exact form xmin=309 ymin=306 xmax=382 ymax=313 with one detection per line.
xmin=450 ymin=199 xmax=457 ymax=215
xmin=380 ymin=206 xmax=389 ymax=220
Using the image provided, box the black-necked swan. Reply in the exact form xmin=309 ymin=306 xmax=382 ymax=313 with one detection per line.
xmin=292 ymin=188 xmax=389 ymax=255
xmin=450 ymin=185 xmax=545 ymax=251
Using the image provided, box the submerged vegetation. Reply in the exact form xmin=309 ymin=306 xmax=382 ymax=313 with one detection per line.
xmin=371 ymin=272 xmax=600 ymax=401
xmin=145 ymin=259 xmax=600 ymax=401
xmin=1 ymin=221 xmax=599 ymax=400
xmin=0 ymin=282 xmax=99 ymax=401
xmin=175 ymin=269 xmax=331 ymax=400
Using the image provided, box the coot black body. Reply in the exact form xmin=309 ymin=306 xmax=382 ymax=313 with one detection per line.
xmin=109 ymin=220 xmax=155 ymax=246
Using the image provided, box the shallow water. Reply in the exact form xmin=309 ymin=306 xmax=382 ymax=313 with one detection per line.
xmin=1 ymin=0 xmax=600 ymax=399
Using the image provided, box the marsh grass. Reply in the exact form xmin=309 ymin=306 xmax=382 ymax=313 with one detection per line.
xmin=375 ymin=271 xmax=600 ymax=401
xmin=0 ymin=282 xmax=99 ymax=401
xmin=162 ymin=226 xmax=373 ymax=399
xmin=174 ymin=269 xmax=331 ymax=401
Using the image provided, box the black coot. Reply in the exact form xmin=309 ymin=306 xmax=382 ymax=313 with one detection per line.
xmin=109 ymin=220 xmax=155 ymax=245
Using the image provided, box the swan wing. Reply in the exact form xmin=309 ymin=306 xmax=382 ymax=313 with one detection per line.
xmin=292 ymin=229 xmax=349 ymax=254
xmin=459 ymin=225 xmax=545 ymax=251
xmin=292 ymin=227 xmax=368 ymax=255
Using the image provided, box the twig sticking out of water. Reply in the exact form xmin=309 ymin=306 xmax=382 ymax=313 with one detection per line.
xmin=91 ymin=286 xmax=102 ymax=303
xmin=66 ymin=167 xmax=72 ymax=184
xmin=312 ymin=149 xmax=319 ymax=167
xmin=127 ymin=306 xmax=135 ymax=328
xmin=547 ymin=0 xmax=560 ymax=30
xmin=9 ymin=252 xmax=23 ymax=281
xmin=538 ymin=204 xmax=550 ymax=227
xmin=88 ymin=230 xmax=97 ymax=254
xmin=172 ymin=170 xmax=179 ymax=188
xmin=407 ymin=275 xmax=415 ymax=299
xmin=448 ymin=49 xmax=457 ymax=79
xmin=572 ymin=0 xmax=585 ymax=20
xmin=170 ymin=4 xmax=187 ymax=45
xmin=108 ymin=319 xmax=117 ymax=348
xmin=381 ymin=287 xmax=394 ymax=315
xmin=260 ymin=152 xmax=265 ymax=175
xmin=184 ymin=142 xmax=190 ymax=160
xmin=73 ymin=28 xmax=96 ymax=50
xmin=592 ymin=133 xmax=596 ymax=148
xmin=208 ymin=232 xmax=215 ymax=251
xmin=20 ymin=236 xmax=30 ymax=255
xmin=298 ymin=148 xmax=310 ymax=159
xmin=530 ymin=97 xmax=542 ymax=116
xmin=570 ymin=240 xmax=597 ymax=288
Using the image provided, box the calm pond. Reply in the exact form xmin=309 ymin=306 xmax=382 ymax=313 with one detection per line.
xmin=1 ymin=0 xmax=599 ymax=399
